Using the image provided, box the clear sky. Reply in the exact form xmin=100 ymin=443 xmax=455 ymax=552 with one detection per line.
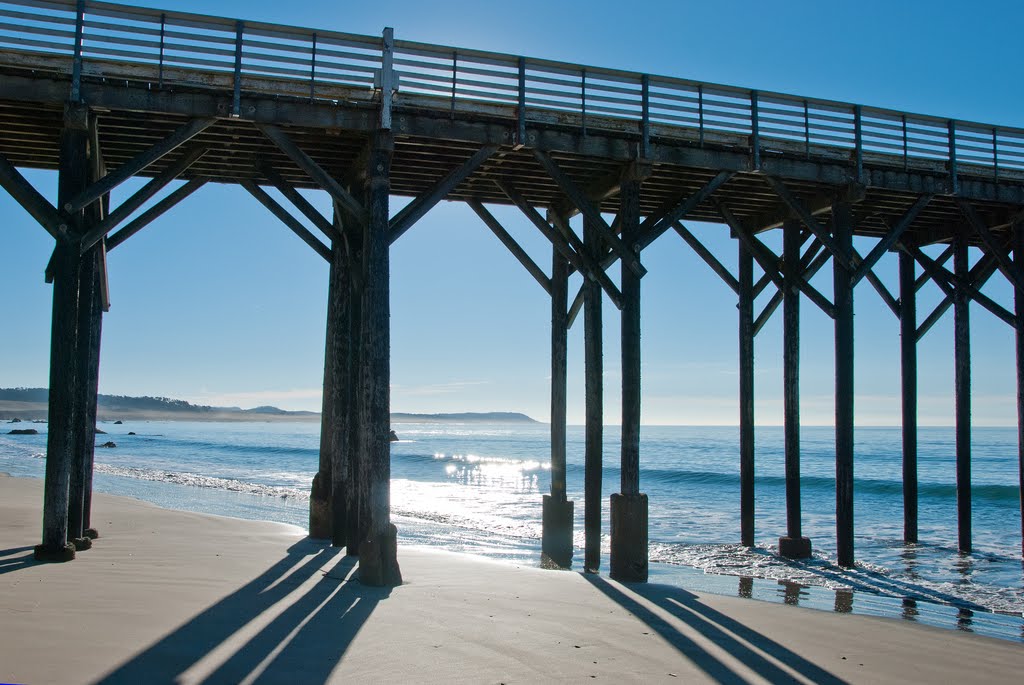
xmin=3 ymin=0 xmax=1022 ymax=425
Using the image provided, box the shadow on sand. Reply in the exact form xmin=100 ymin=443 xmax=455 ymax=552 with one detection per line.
xmin=585 ymin=575 xmax=849 ymax=685
xmin=94 ymin=538 xmax=390 ymax=685
xmin=0 ymin=545 xmax=40 ymax=574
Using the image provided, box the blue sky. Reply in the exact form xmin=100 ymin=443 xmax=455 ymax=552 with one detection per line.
xmin=2 ymin=0 xmax=1022 ymax=425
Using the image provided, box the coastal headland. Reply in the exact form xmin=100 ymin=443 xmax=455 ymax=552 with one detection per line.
xmin=1 ymin=474 xmax=1021 ymax=683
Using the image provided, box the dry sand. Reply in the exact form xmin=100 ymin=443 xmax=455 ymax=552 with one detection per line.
xmin=0 ymin=474 xmax=1021 ymax=684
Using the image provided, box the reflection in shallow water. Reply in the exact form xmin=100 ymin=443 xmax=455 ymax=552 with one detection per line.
xmin=738 ymin=576 xmax=753 ymax=599
xmin=956 ymin=608 xmax=974 ymax=633
xmin=778 ymin=580 xmax=808 ymax=606
xmin=901 ymin=598 xmax=919 ymax=622
xmin=834 ymin=589 xmax=853 ymax=613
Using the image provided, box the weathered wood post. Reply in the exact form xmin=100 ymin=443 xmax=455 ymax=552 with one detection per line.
xmin=345 ymin=208 xmax=368 ymax=556
xmin=35 ymin=105 xmax=90 ymax=562
xmin=899 ymin=249 xmax=918 ymax=543
xmin=583 ymin=215 xmax=604 ymax=573
xmin=953 ymin=232 xmax=972 ymax=554
xmin=69 ymin=114 xmax=106 ymax=548
xmin=542 ymin=243 xmax=573 ymax=567
xmin=738 ymin=240 xmax=755 ymax=547
xmin=779 ymin=218 xmax=811 ymax=559
xmin=833 ymin=201 xmax=855 ymax=567
xmin=356 ymin=127 xmax=401 ymax=585
xmin=610 ymin=170 xmax=648 ymax=582
xmin=1016 ymin=226 xmax=1024 ymax=557
xmin=316 ymin=208 xmax=353 ymax=548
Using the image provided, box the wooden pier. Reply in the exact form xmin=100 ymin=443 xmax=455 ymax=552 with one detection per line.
xmin=2 ymin=0 xmax=1024 ymax=584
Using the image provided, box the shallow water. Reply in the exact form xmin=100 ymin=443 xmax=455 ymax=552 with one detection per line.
xmin=1 ymin=420 xmax=1021 ymax=641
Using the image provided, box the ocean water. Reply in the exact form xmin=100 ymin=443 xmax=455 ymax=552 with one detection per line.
xmin=1 ymin=420 xmax=1022 ymax=641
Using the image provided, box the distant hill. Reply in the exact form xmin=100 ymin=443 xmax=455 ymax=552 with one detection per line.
xmin=0 ymin=389 xmax=538 ymax=424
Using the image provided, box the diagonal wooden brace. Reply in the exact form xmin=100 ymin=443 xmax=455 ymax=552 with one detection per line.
xmin=468 ymin=199 xmax=551 ymax=295
xmin=64 ymin=117 xmax=216 ymax=214
xmin=241 ymin=180 xmax=331 ymax=262
xmin=257 ymin=123 xmax=366 ymax=223
xmin=79 ymin=145 xmax=208 ymax=254
xmin=0 ymin=151 xmax=68 ymax=241
xmin=497 ymin=179 xmax=623 ymax=310
xmin=259 ymin=163 xmax=344 ymax=246
xmin=636 ymin=170 xmax=733 ymax=254
xmin=852 ymin=194 xmax=932 ymax=286
xmin=532 ymin=149 xmax=646 ymax=278
xmin=956 ymin=197 xmax=1024 ymax=296
xmin=390 ymin=145 xmax=499 ymax=244
xmin=764 ymin=175 xmax=855 ymax=271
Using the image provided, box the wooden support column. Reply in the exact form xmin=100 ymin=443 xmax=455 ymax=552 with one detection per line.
xmin=899 ymin=249 xmax=918 ymax=543
xmin=1016 ymin=227 xmax=1024 ymax=557
xmin=738 ymin=240 xmax=755 ymax=547
xmin=357 ymin=132 xmax=401 ymax=586
xmin=345 ymin=209 xmax=367 ymax=556
xmin=314 ymin=209 xmax=352 ymax=546
xmin=610 ymin=172 xmax=648 ymax=582
xmin=833 ymin=201 xmax=855 ymax=567
xmin=779 ymin=218 xmax=812 ymax=559
xmin=36 ymin=106 xmax=91 ymax=562
xmin=542 ymin=242 xmax=573 ymax=568
xmin=953 ymin=233 xmax=972 ymax=554
xmin=583 ymin=215 xmax=604 ymax=573
xmin=69 ymin=114 xmax=106 ymax=548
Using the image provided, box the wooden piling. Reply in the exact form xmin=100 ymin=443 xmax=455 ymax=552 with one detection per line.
xmin=542 ymin=244 xmax=573 ymax=567
xmin=833 ymin=201 xmax=855 ymax=567
xmin=318 ymin=221 xmax=352 ymax=548
xmin=583 ymin=215 xmax=604 ymax=572
xmin=36 ymin=110 xmax=90 ymax=562
xmin=738 ymin=240 xmax=755 ymax=547
xmin=899 ymin=249 xmax=919 ymax=543
xmin=357 ymin=132 xmax=401 ymax=586
xmin=67 ymin=242 xmax=99 ymax=550
xmin=779 ymin=218 xmax=811 ymax=559
xmin=953 ymin=233 xmax=972 ymax=554
xmin=610 ymin=173 xmax=648 ymax=582
xmin=345 ymin=217 xmax=367 ymax=556
xmin=1016 ymin=227 xmax=1024 ymax=557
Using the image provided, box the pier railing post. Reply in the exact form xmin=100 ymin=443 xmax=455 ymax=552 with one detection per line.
xmin=738 ymin=240 xmax=755 ymax=547
xmin=779 ymin=218 xmax=812 ymax=559
xmin=899 ymin=249 xmax=918 ymax=543
xmin=357 ymin=130 xmax=401 ymax=586
xmin=584 ymin=214 xmax=604 ymax=573
xmin=833 ymin=201 xmax=855 ymax=567
xmin=953 ymin=231 xmax=972 ymax=554
xmin=542 ymin=242 xmax=573 ymax=568
xmin=610 ymin=170 xmax=648 ymax=582
xmin=36 ymin=104 xmax=91 ymax=562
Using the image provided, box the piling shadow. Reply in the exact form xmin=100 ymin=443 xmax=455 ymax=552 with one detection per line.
xmin=93 ymin=538 xmax=390 ymax=685
xmin=0 ymin=545 xmax=40 ymax=574
xmin=585 ymin=575 xmax=849 ymax=685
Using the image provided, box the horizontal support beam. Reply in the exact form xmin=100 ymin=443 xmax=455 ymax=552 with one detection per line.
xmin=468 ymin=199 xmax=551 ymax=296
xmin=241 ymin=180 xmax=331 ymax=262
xmin=106 ymin=179 xmax=206 ymax=251
xmin=65 ymin=117 xmax=216 ymax=213
xmin=390 ymin=145 xmax=499 ymax=244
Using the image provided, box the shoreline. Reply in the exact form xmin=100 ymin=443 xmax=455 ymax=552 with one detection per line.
xmin=1 ymin=474 xmax=1022 ymax=683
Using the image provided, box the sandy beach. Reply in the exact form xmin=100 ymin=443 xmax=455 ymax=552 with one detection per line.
xmin=1 ymin=474 xmax=1021 ymax=684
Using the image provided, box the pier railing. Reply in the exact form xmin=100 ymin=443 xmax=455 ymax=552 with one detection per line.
xmin=1 ymin=0 xmax=1023 ymax=178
